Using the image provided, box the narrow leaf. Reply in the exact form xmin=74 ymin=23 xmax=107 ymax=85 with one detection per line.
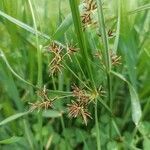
xmin=0 ymin=111 xmax=29 ymax=126
xmin=111 ymin=71 xmax=142 ymax=125
xmin=0 ymin=136 xmax=21 ymax=144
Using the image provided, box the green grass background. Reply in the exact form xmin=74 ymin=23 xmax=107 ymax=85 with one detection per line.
xmin=0 ymin=0 xmax=150 ymax=149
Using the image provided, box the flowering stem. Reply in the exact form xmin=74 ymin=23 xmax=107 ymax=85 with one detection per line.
xmin=95 ymin=99 xmax=101 ymax=150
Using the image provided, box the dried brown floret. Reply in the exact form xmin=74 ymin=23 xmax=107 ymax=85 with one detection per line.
xmin=67 ymin=101 xmax=92 ymax=125
xmin=47 ymin=42 xmax=63 ymax=54
xmin=97 ymin=29 xmax=115 ymax=38
xmin=81 ymin=0 xmax=98 ymax=30
xmin=94 ymin=50 xmax=121 ymax=67
xmin=29 ymin=86 xmax=55 ymax=112
xmin=83 ymin=0 xmax=97 ymax=12
xmin=110 ymin=51 xmax=121 ymax=66
xmin=47 ymin=42 xmax=64 ymax=75
xmin=108 ymin=29 xmax=114 ymax=38
xmin=65 ymin=43 xmax=79 ymax=61
xmin=72 ymin=84 xmax=90 ymax=104
xmin=29 ymin=100 xmax=53 ymax=112
xmin=49 ymin=54 xmax=64 ymax=75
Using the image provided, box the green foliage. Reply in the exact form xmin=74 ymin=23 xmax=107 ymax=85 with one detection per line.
xmin=0 ymin=0 xmax=149 ymax=149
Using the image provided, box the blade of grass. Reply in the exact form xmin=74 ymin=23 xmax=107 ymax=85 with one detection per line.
xmin=0 ymin=9 xmax=49 ymax=39
xmin=0 ymin=50 xmax=36 ymax=88
xmin=69 ymin=0 xmax=95 ymax=88
xmin=0 ymin=111 xmax=30 ymax=126
xmin=0 ymin=136 xmax=21 ymax=144
xmin=129 ymin=3 xmax=150 ymax=15
xmin=0 ymin=9 xmax=65 ymax=48
xmin=111 ymin=71 xmax=142 ymax=126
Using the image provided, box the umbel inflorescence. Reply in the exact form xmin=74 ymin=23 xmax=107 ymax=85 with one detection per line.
xmin=28 ymin=0 xmax=121 ymax=126
xmin=29 ymin=84 xmax=106 ymax=125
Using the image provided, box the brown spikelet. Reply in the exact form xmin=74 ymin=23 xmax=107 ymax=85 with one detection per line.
xmin=29 ymin=86 xmax=55 ymax=112
xmin=65 ymin=43 xmax=79 ymax=61
xmin=72 ymin=84 xmax=90 ymax=104
xmin=47 ymin=42 xmax=64 ymax=75
xmin=110 ymin=51 xmax=121 ymax=66
xmin=67 ymin=101 xmax=92 ymax=126
xmin=81 ymin=0 xmax=98 ymax=30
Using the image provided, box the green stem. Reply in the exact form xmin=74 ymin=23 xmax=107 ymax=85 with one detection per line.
xmin=69 ymin=0 xmax=95 ymax=88
xmin=96 ymin=0 xmax=112 ymax=138
xmin=95 ymin=100 xmax=101 ymax=150
xmin=28 ymin=0 xmax=43 ymax=149
xmin=60 ymin=109 xmax=69 ymax=150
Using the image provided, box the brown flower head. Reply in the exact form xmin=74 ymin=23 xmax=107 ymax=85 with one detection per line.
xmin=29 ymin=100 xmax=53 ymax=112
xmin=65 ymin=42 xmax=79 ymax=61
xmin=108 ymin=29 xmax=115 ymax=38
xmin=67 ymin=101 xmax=92 ymax=125
xmin=47 ymin=42 xmax=64 ymax=75
xmin=83 ymin=0 xmax=97 ymax=12
xmin=49 ymin=54 xmax=64 ymax=75
xmin=81 ymin=0 xmax=98 ymax=30
xmin=72 ymin=84 xmax=90 ymax=104
xmin=110 ymin=51 xmax=121 ymax=66
xmin=29 ymin=86 xmax=54 ymax=112
xmin=48 ymin=42 xmax=63 ymax=54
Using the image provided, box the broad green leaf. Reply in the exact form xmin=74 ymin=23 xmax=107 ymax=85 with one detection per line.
xmin=0 ymin=136 xmax=21 ymax=144
xmin=42 ymin=110 xmax=62 ymax=118
xmin=0 ymin=111 xmax=29 ymax=126
xmin=111 ymin=71 xmax=142 ymax=125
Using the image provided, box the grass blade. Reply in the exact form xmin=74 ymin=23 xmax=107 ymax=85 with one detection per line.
xmin=0 ymin=10 xmax=50 ymax=39
xmin=111 ymin=71 xmax=142 ymax=126
xmin=0 ymin=111 xmax=29 ymax=126
xmin=0 ymin=136 xmax=21 ymax=144
xmin=69 ymin=0 xmax=95 ymax=87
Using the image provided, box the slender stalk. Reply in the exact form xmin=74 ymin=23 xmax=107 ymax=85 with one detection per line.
xmin=28 ymin=0 xmax=43 ymax=149
xmin=95 ymin=99 xmax=101 ymax=150
xmin=28 ymin=0 xmax=42 ymax=87
xmin=96 ymin=0 xmax=112 ymax=138
xmin=60 ymin=115 xmax=70 ymax=150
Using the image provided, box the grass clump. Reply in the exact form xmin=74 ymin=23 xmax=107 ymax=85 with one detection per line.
xmin=0 ymin=0 xmax=150 ymax=149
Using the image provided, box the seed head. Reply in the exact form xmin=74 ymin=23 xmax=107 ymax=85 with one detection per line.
xmin=29 ymin=86 xmax=55 ymax=112
xmin=65 ymin=43 xmax=79 ymax=61
xmin=81 ymin=0 xmax=98 ymax=30
xmin=67 ymin=101 xmax=92 ymax=125
xmin=110 ymin=51 xmax=121 ymax=66
xmin=47 ymin=42 xmax=64 ymax=75
xmin=72 ymin=84 xmax=90 ymax=104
